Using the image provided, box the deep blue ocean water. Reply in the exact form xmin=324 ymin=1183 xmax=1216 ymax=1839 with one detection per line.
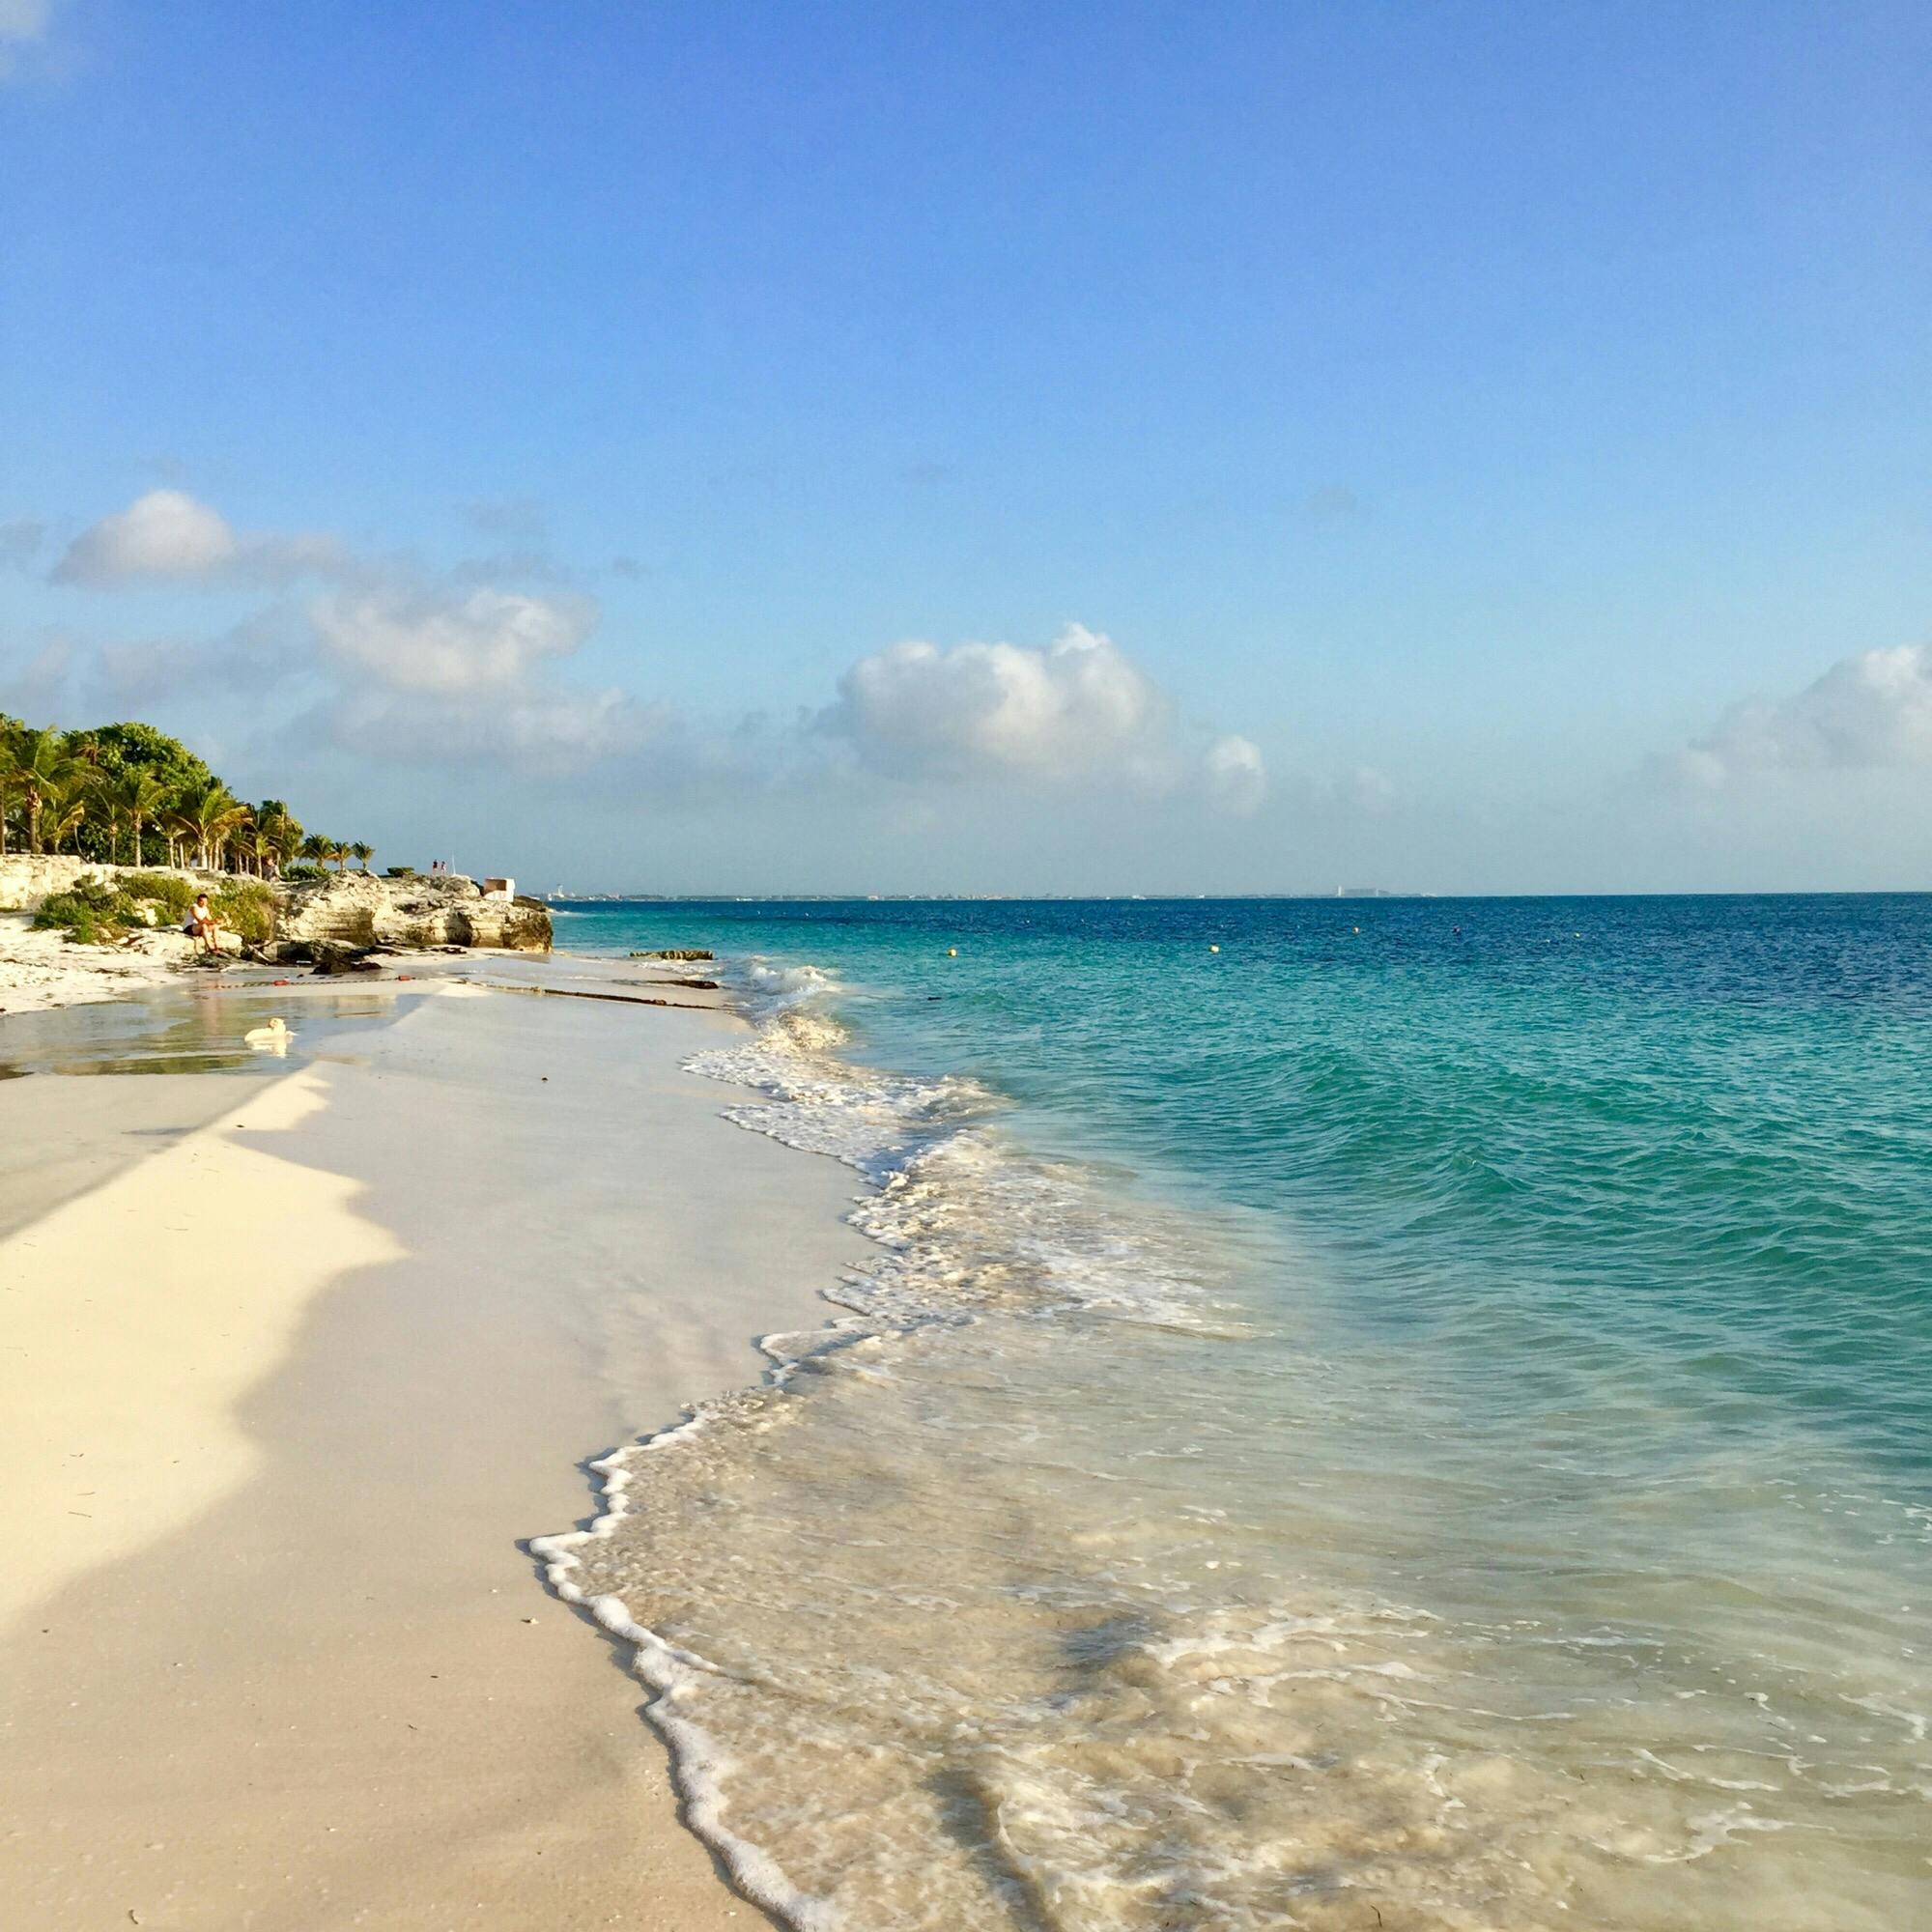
xmin=554 ymin=895 xmax=1931 ymax=1931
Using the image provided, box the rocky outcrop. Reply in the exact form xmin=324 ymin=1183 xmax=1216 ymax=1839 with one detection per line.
xmin=0 ymin=856 xmax=109 ymax=911
xmin=0 ymin=856 xmax=222 ymax=913
xmin=0 ymin=858 xmax=552 ymax=954
xmin=275 ymin=872 xmax=552 ymax=952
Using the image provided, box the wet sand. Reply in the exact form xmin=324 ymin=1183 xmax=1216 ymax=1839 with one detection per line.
xmin=0 ymin=965 xmax=866 ymax=1930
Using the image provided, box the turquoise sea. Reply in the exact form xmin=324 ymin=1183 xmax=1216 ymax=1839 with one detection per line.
xmin=553 ymin=895 xmax=1931 ymax=1930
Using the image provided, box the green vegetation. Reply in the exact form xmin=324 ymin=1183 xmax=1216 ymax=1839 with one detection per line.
xmin=33 ymin=878 xmax=132 ymax=946
xmin=2 ymin=713 xmax=397 ymax=952
xmin=32 ymin=869 xmax=283 ymax=948
xmin=121 ymin=872 xmax=197 ymax=921
xmin=0 ymin=713 xmax=372 ymax=876
xmin=213 ymin=881 xmax=277 ymax=945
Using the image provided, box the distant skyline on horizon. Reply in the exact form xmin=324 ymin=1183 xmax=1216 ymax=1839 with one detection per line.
xmin=538 ymin=886 xmax=1932 ymax=903
xmin=4 ymin=2 xmax=1930 ymax=895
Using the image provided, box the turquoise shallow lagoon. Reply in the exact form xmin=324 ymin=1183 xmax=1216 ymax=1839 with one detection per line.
xmin=558 ymin=895 xmax=1931 ymax=1929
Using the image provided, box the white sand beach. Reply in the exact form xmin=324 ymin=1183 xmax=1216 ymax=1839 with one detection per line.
xmin=0 ymin=962 xmax=867 ymax=1930
xmin=0 ymin=909 xmax=194 ymax=1016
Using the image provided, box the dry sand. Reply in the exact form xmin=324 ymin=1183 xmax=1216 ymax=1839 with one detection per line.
xmin=0 ymin=909 xmax=191 ymax=1016
xmin=0 ymin=965 xmax=867 ymax=1929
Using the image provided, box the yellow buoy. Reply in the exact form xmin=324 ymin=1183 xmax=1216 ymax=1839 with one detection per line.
xmin=1208 ymin=944 xmax=1220 ymax=953
xmin=948 ymin=948 xmax=957 ymax=957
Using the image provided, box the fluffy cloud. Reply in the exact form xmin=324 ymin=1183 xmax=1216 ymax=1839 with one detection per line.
xmin=35 ymin=490 xmax=1281 ymax=808
xmin=312 ymin=586 xmax=595 ymax=695
xmin=822 ymin=623 xmax=1266 ymax=811
xmin=1665 ymin=644 xmax=1932 ymax=788
xmin=303 ymin=580 xmax=653 ymax=776
xmin=55 ymin=491 xmax=233 ymax=584
xmin=53 ymin=490 xmax=345 ymax=588
xmin=40 ymin=488 xmax=639 ymax=777
xmin=1203 ymin=733 xmax=1268 ymax=814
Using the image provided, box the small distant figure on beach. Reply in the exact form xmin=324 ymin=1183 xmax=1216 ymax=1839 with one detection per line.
xmin=185 ymin=892 xmax=220 ymax=954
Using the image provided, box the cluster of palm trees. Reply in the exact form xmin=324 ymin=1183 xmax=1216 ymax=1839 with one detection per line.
xmin=295 ymin=834 xmax=378 ymax=875
xmin=0 ymin=724 xmax=372 ymax=876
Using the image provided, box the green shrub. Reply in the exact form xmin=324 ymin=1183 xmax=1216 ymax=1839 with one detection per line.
xmin=120 ymin=872 xmax=197 ymax=920
xmin=34 ymin=878 xmax=135 ymax=946
xmin=384 ymin=865 xmax=416 ymax=877
xmin=282 ymin=861 xmax=327 ymax=882
xmin=212 ymin=880 xmax=277 ymax=945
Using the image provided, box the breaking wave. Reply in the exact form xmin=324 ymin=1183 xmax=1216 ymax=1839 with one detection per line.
xmin=534 ymin=956 xmax=1932 ymax=1932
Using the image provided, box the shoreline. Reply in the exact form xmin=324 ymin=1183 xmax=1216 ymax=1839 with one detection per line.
xmin=0 ymin=907 xmax=197 ymax=1016
xmin=0 ymin=954 xmax=868 ymax=1928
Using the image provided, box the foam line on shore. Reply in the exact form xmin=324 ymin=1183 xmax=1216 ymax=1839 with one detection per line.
xmin=527 ymin=952 xmax=1220 ymax=1925
xmin=533 ymin=1423 xmax=838 ymax=1932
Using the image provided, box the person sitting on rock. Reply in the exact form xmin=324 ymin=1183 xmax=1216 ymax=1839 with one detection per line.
xmin=185 ymin=892 xmax=221 ymax=954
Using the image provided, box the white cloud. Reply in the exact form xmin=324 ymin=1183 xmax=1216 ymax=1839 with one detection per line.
xmin=1665 ymin=643 xmax=1932 ymax=788
xmin=1203 ymin=734 xmax=1268 ymax=814
xmin=56 ymin=491 xmax=237 ymax=585
xmin=53 ymin=489 xmax=347 ymax=588
xmin=822 ymin=622 xmax=1266 ymax=811
xmin=1339 ymin=762 xmax=1397 ymax=812
xmin=36 ymin=492 xmax=1286 ymax=814
xmin=34 ymin=485 xmax=639 ymax=779
xmin=313 ymin=585 xmax=595 ymax=695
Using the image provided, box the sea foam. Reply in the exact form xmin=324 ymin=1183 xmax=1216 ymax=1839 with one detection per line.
xmin=533 ymin=935 xmax=1932 ymax=1931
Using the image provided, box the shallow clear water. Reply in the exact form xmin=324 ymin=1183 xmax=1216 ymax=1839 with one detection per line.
xmin=548 ymin=896 xmax=1932 ymax=1929
xmin=0 ymin=984 xmax=402 ymax=1076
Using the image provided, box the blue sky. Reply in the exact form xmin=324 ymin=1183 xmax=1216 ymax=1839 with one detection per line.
xmin=3 ymin=0 xmax=1929 ymax=892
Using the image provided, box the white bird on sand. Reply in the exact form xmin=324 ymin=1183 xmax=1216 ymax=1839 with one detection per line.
xmin=243 ymin=1016 xmax=294 ymax=1052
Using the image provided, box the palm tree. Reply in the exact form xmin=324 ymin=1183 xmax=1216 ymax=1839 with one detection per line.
xmin=258 ymin=808 xmax=301 ymax=877
xmin=0 ymin=731 xmax=17 ymax=857
xmin=42 ymin=774 xmax=90 ymax=855
xmin=109 ymin=767 xmax=171 ymax=867
xmin=349 ymin=840 xmax=374 ymax=872
xmin=298 ymin=833 xmax=333 ymax=872
xmin=170 ymin=781 xmax=251 ymax=872
xmin=0 ymin=727 xmax=81 ymax=855
xmin=231 ymin=820 xmax=270 ymax=876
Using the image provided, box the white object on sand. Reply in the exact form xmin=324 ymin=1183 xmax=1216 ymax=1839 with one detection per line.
xmin=243 ymin=1017 xmax=294 ymax=1052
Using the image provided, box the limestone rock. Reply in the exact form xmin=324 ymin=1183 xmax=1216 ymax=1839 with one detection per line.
xmin=0 ymin=856 xmax=229 ymax=913
xmin=275 ymin=872 xmax=551 ymax=952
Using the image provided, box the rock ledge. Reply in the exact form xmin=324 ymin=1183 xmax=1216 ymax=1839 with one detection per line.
xmin=276 ymin=873 xmax=552 ymax=952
